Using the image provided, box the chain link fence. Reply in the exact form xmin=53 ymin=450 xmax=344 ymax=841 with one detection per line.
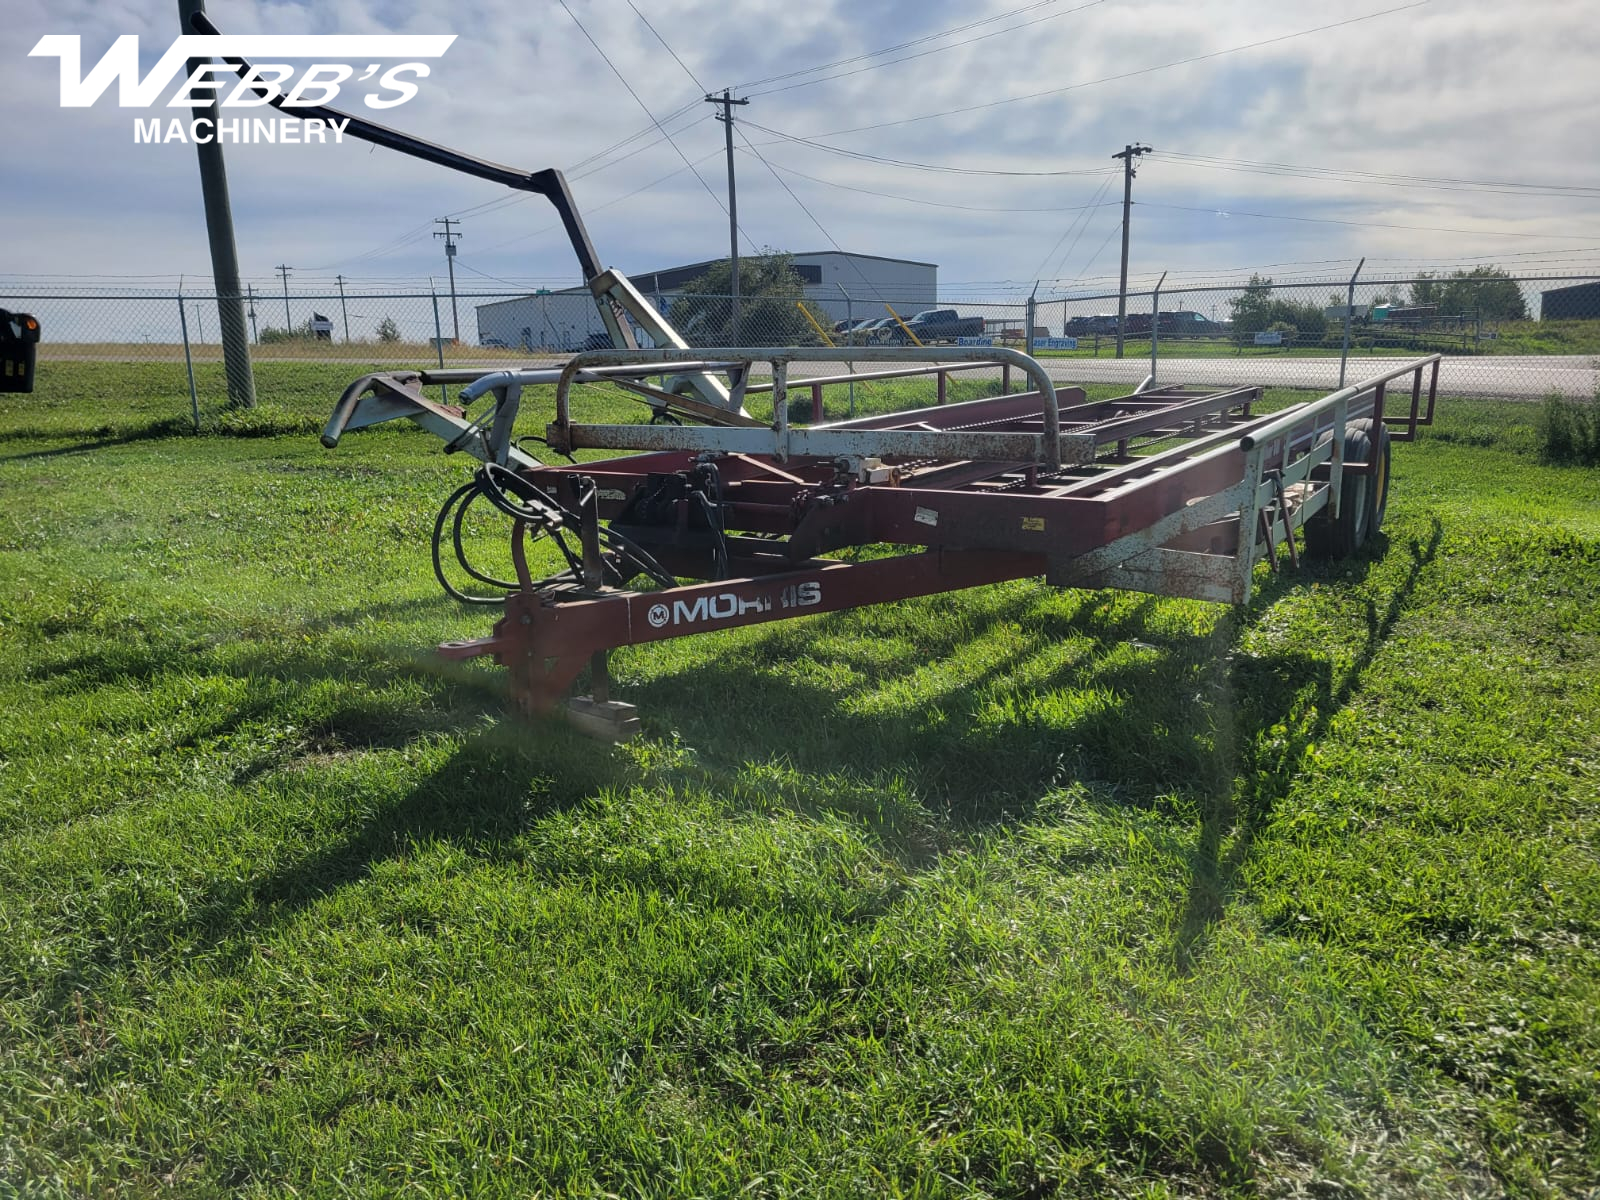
xmin=3 ymin=274 xmax=1596 ymax=435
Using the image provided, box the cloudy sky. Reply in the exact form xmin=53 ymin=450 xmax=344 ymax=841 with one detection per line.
xmin=4 ymin=0 xmax=1599 ymax=299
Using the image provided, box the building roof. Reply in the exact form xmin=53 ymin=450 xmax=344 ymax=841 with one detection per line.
xmin=1540 ymin=280 xmax=1600 ymax=298
xmin=474 ymin=250 xmax=939 ymax=310
xmin=627 ymin=251 xmax=937 ymax=293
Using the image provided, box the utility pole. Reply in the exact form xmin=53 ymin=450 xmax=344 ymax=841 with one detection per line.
xmin=275 ymin=264 xmax=293 ymax=331
xmin=177 ymin=0 xmax=255 ymax=406
xmin=705 ymin=89 xmax=749 ymax=345
xmin=434 ymin=217 xmax=463 ymax=343
xmin=336 ymin=273 xmax=350 ymax=342
xmin=1112 ymin=142 xmax=1151 ymax=359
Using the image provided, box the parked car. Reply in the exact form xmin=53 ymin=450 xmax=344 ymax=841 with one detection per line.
xmin=855 ymin=317 xmax=900 ymax=345
xmin=897 ymin=308 xmax=986 ymax=344
xmin=1063 ymin=314 xmax=1119 ymax=337
xmin=480 ymin=336 xmax=509 ymax=348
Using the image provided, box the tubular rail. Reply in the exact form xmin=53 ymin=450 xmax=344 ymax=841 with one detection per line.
xmin=546 ymin=345 xmax=1064 ymax=470
xmin=1239 ymin=354 xmax=1441 ymax=452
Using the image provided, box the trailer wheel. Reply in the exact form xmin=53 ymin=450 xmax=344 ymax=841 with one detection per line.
xmin=1364 ymin=418 xmax=1392 ymax=533
xmin=1305 ymin=419 xmax=1385 ymax=559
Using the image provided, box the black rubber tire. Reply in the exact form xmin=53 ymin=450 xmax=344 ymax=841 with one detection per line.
xmin=1305 ymin=420 xmax=1376 ymax=559
xmin=1362 ymin=417 xmax=1392 ymax=534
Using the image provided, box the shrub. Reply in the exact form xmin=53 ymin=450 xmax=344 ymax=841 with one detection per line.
xmin=1535 ymin=395 xmax=1600 ymax=466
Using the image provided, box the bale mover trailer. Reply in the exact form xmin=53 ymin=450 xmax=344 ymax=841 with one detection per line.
xmin=190 ymin=7 xmax=1439 ymax=738
xmin=323 ymin=347 xmax=1438 ymax=738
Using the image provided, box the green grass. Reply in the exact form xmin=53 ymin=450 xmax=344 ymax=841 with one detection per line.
xmin=1489 ymin=320 xmax=1600 ymax=357
xmin=1 ymin=370 xmax=1597 ymax=1196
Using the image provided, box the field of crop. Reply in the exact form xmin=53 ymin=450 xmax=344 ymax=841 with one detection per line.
xmin=2 ymin=362 xmax=1596 ymax=1197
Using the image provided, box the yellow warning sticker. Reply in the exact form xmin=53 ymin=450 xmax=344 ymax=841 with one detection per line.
xmin=1021 ymin=517 xmax=1045 ymax=532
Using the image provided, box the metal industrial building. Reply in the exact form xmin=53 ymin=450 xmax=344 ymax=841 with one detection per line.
xmin=1540 ymin=281 xmax=1600 ymax=321
xmin=475 ymin=251 xmax=937 ymax=351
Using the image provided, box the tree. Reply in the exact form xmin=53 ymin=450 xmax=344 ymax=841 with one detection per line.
xmin=668 ymin=252 xmax=813 ymax=347
xmin=1228 ymin=274 xmax=1276 ymax=335
xmin=1436 ymin=267 xmax=1528 ymax=321
xmin=1408 ymin=268 xmax=1525 ymax=319
xmin=377 ymin=316 xmax=401 ymax=343
xmin=1409 ymin=273 xmax=1440 ymax=307
xmin=1226 ymin=274 xmax=1328 ymax=343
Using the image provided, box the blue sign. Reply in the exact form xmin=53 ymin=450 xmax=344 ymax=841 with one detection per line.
xmin=955 ymin=336 xmax=995 ymax=346
xmin=1034 ymin=336 xmax=1078 ymax=350
xmin=1253 ymin=330 xmax=1283 ymax=346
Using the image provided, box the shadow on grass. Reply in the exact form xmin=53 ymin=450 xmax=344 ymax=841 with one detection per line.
xmin=22 ymin=521 xmax=1442 ymax=1003
xmin=1172 ymin=519 xmax=1444 ymax=972
xmin=0 ymin=415 xmax=194 ymax=462
xmin=23 ymin=594 xmax=471 ymax=691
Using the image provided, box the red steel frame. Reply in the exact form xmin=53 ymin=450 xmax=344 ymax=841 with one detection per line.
xmin=410 ymin=354 xmax=1439 ymax=725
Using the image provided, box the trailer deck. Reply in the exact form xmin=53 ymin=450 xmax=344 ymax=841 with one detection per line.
xmin=324 ymin=349 xmax=1438 ymax=737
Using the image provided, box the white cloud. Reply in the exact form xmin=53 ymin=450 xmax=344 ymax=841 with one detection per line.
xmin=3 ymin=0 xmax=1598 ymax=296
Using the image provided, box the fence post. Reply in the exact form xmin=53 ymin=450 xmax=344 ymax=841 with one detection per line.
xmin=1340 ymin=257 xmax=1365 ymax=388
xmin=1025 ymin=283 xmax=1038 ymax=357
xmin=840 ymin=284 xmax=855 ymax=418
xmin=178 ymin=294 xmax=200 ymax=432
xmin=431 ymin=290 xmax=446 ymax=402
xmin=1149 ymin=271 xmax=1166 ymax=386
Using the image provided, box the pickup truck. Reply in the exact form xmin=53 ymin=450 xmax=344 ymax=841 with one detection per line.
xmin=887 ymin=308 xmax=986 ymax=344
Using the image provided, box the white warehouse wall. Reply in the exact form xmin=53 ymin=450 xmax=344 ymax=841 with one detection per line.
xmin=471 ymin=253 xmax=939 ymax=349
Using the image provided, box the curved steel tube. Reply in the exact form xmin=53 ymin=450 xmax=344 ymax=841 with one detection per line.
xmin=550 ymin=345 xmax=1063 ymax=469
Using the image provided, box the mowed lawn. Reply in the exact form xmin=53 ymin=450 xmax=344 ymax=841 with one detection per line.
xmin=1 ymin=363 xmax=1597 ymax=1197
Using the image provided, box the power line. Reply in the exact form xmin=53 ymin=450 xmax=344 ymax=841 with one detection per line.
xmin=1057 ymin=223 xmax=1123 ymax=289
xmin=742 ymin=152 xmax=1124 ymax=214
xmin=555 ymin=0 xmax=754 ymax=250
xmin=1032 ymin=174 xmax=1115 ymax=280
xmin=734 ymin=0 xmax=1075 ymax=91
xmin=473 ymin=150 xmax=726 ymax=257
xmin=567 ymin=99 xmax=703 ymax=174
xmin=627 ymin=0 xmax=706 ymax=90
xmin=744 ymin=0 xmax=1110 ymax=99
xmin=570 ymin=110 xmax=711 ymax=181
xmin=1155 ymin=151 xmax=1600 ymax=200
xmin=777 ymin=3 xmax=1431 ymax=140
xmin=619 ymin=1 xmax=899 ymax=307
xmin=1137 ymin=199 xmax=1600 ymax=240
xmin=742 ymin=122 xmax=1117 ymax=177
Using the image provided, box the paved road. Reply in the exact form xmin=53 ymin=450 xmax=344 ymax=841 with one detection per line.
xmin=773 ymin=354 xmax=1596 ymax=400
xmin=41 ymin=351 xmax=1596 ymax=399
xmin=1052 ymin=354 xmax=1596 ymax=399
